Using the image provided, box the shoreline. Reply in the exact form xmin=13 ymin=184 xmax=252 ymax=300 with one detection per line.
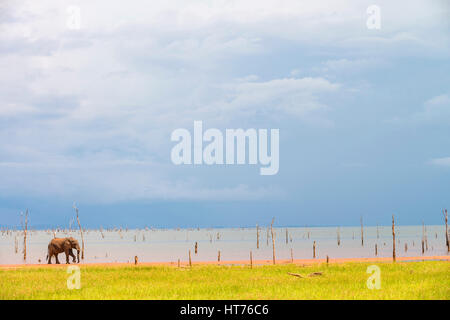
xmin=1 ymin=255 xmax=448 ymax=269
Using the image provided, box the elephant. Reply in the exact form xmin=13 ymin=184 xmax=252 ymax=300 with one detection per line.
xmin=46 ymin=237 xmax=80 ymax=264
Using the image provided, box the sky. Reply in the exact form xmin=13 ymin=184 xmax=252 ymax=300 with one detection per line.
xmin=0 ymin=0 xmax=449 ymax=228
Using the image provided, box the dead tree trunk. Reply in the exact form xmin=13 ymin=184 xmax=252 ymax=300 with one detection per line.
xmin=360 ymin=216 xmax=364 ymax=247
xmin=421 ymin=221 xmax=425 ymax=254
xmin=443 ymin=209 xmax=449 ymax=252
xmin=22 ymin=209 xmax=28 ymax=261
xmin=337 ymin=227 xmax=341 ymax=246
xmin=270 ymin=218 xmax=276 ymax=265
xmin=422 ymin=221 xmax=428 ymax=252
xmin=73 ymin=203 xmax=85 ymax=260
xmin=392 ymin=214 xmax=396 ymax=262
xmin=256 ymin=224 xmax=259 ymax=249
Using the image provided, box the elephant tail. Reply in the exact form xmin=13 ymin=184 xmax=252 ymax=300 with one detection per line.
xmin=46 ymin=245 xmax=51 ymax=261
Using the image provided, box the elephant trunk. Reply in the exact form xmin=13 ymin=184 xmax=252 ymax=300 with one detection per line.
xmin=76 ymin=246 xmax=80 ymax=263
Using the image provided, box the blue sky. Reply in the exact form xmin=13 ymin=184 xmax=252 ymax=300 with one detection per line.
xmin=0 ymin=0 xmax=449 ymax=228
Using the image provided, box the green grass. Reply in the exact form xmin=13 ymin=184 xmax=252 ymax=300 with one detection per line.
xmin=0 ymin=261 xmax=448 ymax=299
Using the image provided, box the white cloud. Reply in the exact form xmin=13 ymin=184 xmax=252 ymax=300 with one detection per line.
xmin=429 ymin=157 xmax=450 ymax=167
xmin=421 ymin=94 xmax=450 ymax=117
xmin=0 ymin=103 xmax=36 ymax=116
xmin=215 ymin=77 xmax=339 ymax=120
xmin=320 ymin=58 xmax=385 ymax=73
xmin=0 ymin=158 xmax=283 ymax=202
xmin=0 ymin=0 xmax=448 ymax=202
xmin=389 ymin=94 xmax=450 ymax=125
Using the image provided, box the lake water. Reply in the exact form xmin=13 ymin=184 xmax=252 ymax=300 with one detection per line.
xmin=0 ymin=225 xmax=448 ymax=264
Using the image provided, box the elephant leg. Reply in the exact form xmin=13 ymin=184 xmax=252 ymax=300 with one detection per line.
xmin=55 ymin=253 xmax=61 ymax=264
xmin=64 ymin=249 xmax=70 ymax=264
xmin=47 ymin=253 xmax=52 ymax=264
xmin=69 ymin=249 xmax=76 ymax=263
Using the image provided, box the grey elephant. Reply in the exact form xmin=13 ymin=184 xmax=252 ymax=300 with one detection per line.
xmin=46 ymin=237 xmax=80 ymax=264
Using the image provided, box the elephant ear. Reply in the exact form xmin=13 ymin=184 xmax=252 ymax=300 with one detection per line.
xmin=68 ymin=238 xmax=78 ymax=247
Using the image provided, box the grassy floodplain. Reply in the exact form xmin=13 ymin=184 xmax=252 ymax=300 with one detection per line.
xmin=0 ymin=261 xmax=448 ymax=300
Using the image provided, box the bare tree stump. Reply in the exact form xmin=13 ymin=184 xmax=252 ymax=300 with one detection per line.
xmin=73 ymin=203 xmax=85 ymax=260
xmin=22 ymin=209 xmax=28 ymax=261
xmin=444 ymin=209 xmax=449 ymax=252
xmin=392 ymin=215 xmax=396 ymax=262
xmin=256 ymin=224 xmax=259 ymax=249
xmin=360 ymin=216 xmax=364 ymax=247
xmin=337 ymin=227 xmax=341 ymax=246
xmin=270 ymin=218 xmax=276 ymax=265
